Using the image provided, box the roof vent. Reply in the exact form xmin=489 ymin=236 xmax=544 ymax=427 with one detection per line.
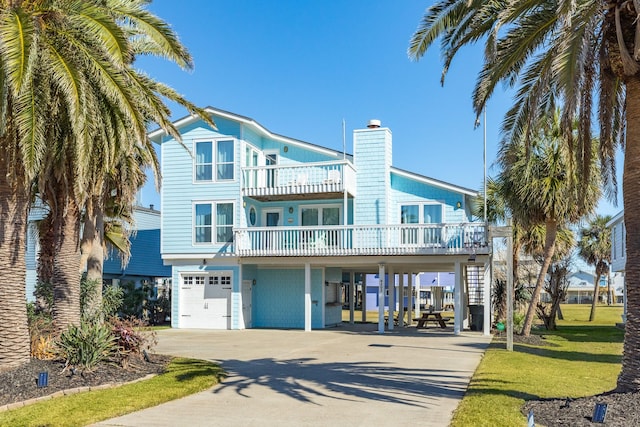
xmin=367 ymin=119 xmax=381 ymax=128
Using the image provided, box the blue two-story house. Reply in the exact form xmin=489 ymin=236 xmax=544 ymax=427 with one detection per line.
xmin=150 ymin=107 xmax=491 ymax=334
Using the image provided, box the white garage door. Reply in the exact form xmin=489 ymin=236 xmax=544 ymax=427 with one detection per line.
xmin=180 ymin=273 xmax=232 ymax=329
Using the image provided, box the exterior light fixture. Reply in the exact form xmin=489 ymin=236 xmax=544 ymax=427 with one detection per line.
xmin=456 ymin=201 xmax=462 ymax=209
xmin=289 ymin=207 xmax=294 ymax=214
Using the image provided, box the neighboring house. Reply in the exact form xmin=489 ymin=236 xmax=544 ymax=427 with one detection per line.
xmin=150 ymin=107 xmax=491 ymax=333
xmin=103 ymin=206 xmax=172 ymax=291
xmin=565 ymin=270 xmax=598 ymax=304
xmin=607 ymin=211 xmax=627 ymax=320
xmin=362 ymin=271 xmax=455 ymax=313
xmin=26 ymin=205 xmax=170 ymax=302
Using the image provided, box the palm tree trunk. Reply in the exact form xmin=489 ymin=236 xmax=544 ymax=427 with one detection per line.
xmin=51 ymin=197 xmax=81 ymax=331
xmin=0 ymin=147 xmax=31 ymax=368
xmin=521 ymin=219 xmax=557 ymax=337
xmin=80 ymin=196 xmax=105 ymax=317
xmin=589 ymin=266 xmax=603 ymax=321
xmin=617 ymin=76 xmax=640 ymax=392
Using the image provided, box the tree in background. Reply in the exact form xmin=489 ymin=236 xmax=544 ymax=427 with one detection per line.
xmin=496 ymin=113 xmax=599 ymax=337
xmin=578 ymin=215 xmax=613 ymax=321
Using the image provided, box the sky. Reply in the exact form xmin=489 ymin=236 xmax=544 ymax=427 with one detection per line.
xmin=136 ymin=0 xmax=623 ymax=218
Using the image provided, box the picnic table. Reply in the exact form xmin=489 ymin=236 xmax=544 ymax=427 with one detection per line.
xmin=414 ymin=311 xmax=450 ymax=329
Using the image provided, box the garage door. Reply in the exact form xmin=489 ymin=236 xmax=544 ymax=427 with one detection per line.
xmin=180 ymin=273 xmax=232 ymax=329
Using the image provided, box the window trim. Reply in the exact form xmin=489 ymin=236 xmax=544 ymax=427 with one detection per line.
xmin=192 ymin=200 xmax=235 ymax=245
xmin=193 ymin=138 xmax=236 ymax=183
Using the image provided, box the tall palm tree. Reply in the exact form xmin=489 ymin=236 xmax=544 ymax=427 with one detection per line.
xmin=0 ymin=0 xmax=211 ymax=368
xmin=409 ymin=0 xmax=640 ymax=392
xmin=578 ymin=214 xmax=613 ymax=321
xmin=497 ymin=112 xmax=600 ymax=336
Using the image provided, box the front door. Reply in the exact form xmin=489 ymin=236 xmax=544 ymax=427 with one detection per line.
xmin=263 ymin=209 xmax=282 ymax=250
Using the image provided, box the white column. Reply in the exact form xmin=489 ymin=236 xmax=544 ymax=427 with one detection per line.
xmin=305 ymin=262 xmax=312 ymax=331
xmin=483 ymin=261 xmax=491 ymax=336
xmin=408 ymin=272 xmax=414 ymax=326
xmin=349 ymin=271 xmax=355 ymax=324
xmin=454 ymin=261 xmax=463 ymax=335
xmin=378 ymin=264 xmax=385 ymax=334
xmin=398 ymin=272 xmax=405 ymax=327
xmin=321 ymin=268 xmax=326 ymax=328
xmin=388 ymin=266 xmax=395 ymax=330
xmin=362 ymin=275 xmax=367 ymax=323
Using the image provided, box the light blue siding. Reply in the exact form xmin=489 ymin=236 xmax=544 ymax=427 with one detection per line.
xmin=354 ymin=128 xmax=392 ymax=225
xmin=161 ymin=124 xmax=241 ymax=255
xmin=390 ymin=174 xmax=470 ymax=223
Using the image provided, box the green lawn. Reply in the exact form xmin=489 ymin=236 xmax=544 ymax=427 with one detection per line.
xmin=0 ymin=358 xmax=225 ymax=427
xmin=451 ymin=304 xmax=624 ymax=426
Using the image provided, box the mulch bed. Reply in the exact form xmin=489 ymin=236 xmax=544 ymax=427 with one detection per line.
xmin=0 ymin=354 xmax=171 ymax=408
xmin=524 ymin=391 xmax=640 ymax=426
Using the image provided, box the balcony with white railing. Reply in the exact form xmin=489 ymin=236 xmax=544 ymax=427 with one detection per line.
xmin=241 ymin=160 xmax=356 ymax=201
xmin=234 ymin=223 xmax=489 ymax=257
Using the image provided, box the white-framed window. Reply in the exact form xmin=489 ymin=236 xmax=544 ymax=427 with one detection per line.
xmin=193 ymin=201 xmax=234 ymax=244
xmin=300 ymin=204 xmax=341 ymax=226
xmin=300 ymin=204 xmax=341 ymax=248
xmin=194 ymin=139 xmax=235 ymax=182
xmin=400 ymin=203 xmax=444 ymax=245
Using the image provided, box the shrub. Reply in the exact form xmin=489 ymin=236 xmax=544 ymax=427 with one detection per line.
xmin=56 ymin=320 xmax=116 ymax=370
xmin=33 ymin=281 xmax=54 ymax=316
xmin=513 ymin=311 xmax=526 ymax=335
xmin=102 ymin=284 xmax=124 ymax=318
xmin=27 ymin=302 xmax=57 ymax=360
xmin=109 ymin=316 xmax=157 ymax=368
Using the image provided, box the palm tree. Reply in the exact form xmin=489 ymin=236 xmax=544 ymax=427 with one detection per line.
xmin=409 ymin=0 xmax=640 ymax=392
xmin=0 ymin=0 xmax=211 ymax=368
xmin=578 ymin=215 xmax=613 ymax=321
xmin=496 ymin=112 xmax=600 ymax=336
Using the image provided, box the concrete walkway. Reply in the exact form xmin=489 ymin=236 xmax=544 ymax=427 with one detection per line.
xmin=93 ymin=324 xmax=491 ymax=427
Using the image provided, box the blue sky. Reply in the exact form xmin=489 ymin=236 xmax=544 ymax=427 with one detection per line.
xmin=137 ymin=0 xmax=622 ymax=218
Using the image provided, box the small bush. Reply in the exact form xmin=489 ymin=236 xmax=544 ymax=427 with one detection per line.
xmin=102 ymin=284 xmax=124 ymax=318
xmin=513 ymin=311 xmax=525 ymax=334
xmin=27 ymin=302 xmax=57 ymax=359
xmin=109 ymin=316 xmax=157 ymax=367
xmin=32 ymin=335 xmax=57 ymax=360
xmin=56 ymin=320 xmax=116 ymax=370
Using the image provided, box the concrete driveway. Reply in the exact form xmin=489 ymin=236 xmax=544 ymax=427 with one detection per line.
xmin=94 ymin=324 xmax=491 ymax=427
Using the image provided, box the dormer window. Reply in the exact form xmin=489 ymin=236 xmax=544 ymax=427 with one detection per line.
xmin=195 ymin=139 xmax=235 ymax=182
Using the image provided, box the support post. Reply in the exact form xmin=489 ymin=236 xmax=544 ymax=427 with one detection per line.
xmin=454 ymin=261 xmax=463 ymax=335
xmin=388 ymin=266 xmax=395 ymax=330
xmin=378 ymin=264 xmax=385 ymax=334
xmin=349 ymin=271 xmax=355 ymax=324
xmin=398 ymin=272 xmax=405 ymax=327
xmin=305 ymin=262 xmax=311 ymax=331
xmin=408 ymin=272 xmax=414 ymax=326
xmin=506 ymin=222 xmax=513 ymax=351
xmin=483 ymin=261 xmax=491 ymax=336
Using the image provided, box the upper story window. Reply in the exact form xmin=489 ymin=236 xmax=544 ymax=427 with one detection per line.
xmin=194 ymin=202 xmax=234 ymax=244
xmin=195 ymin=139 xmax=235 ymax=182
xmin=400 ymin=203 xmax=443 ymax=224
xmin=423 ymin=204 xmax=443 ymax=223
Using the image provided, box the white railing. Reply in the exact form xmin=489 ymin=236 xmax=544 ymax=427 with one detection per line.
xmin=235 ymin=223 xmax=488 ymax=257
xmin=242 ymin=160 xmax=356 ymax=198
